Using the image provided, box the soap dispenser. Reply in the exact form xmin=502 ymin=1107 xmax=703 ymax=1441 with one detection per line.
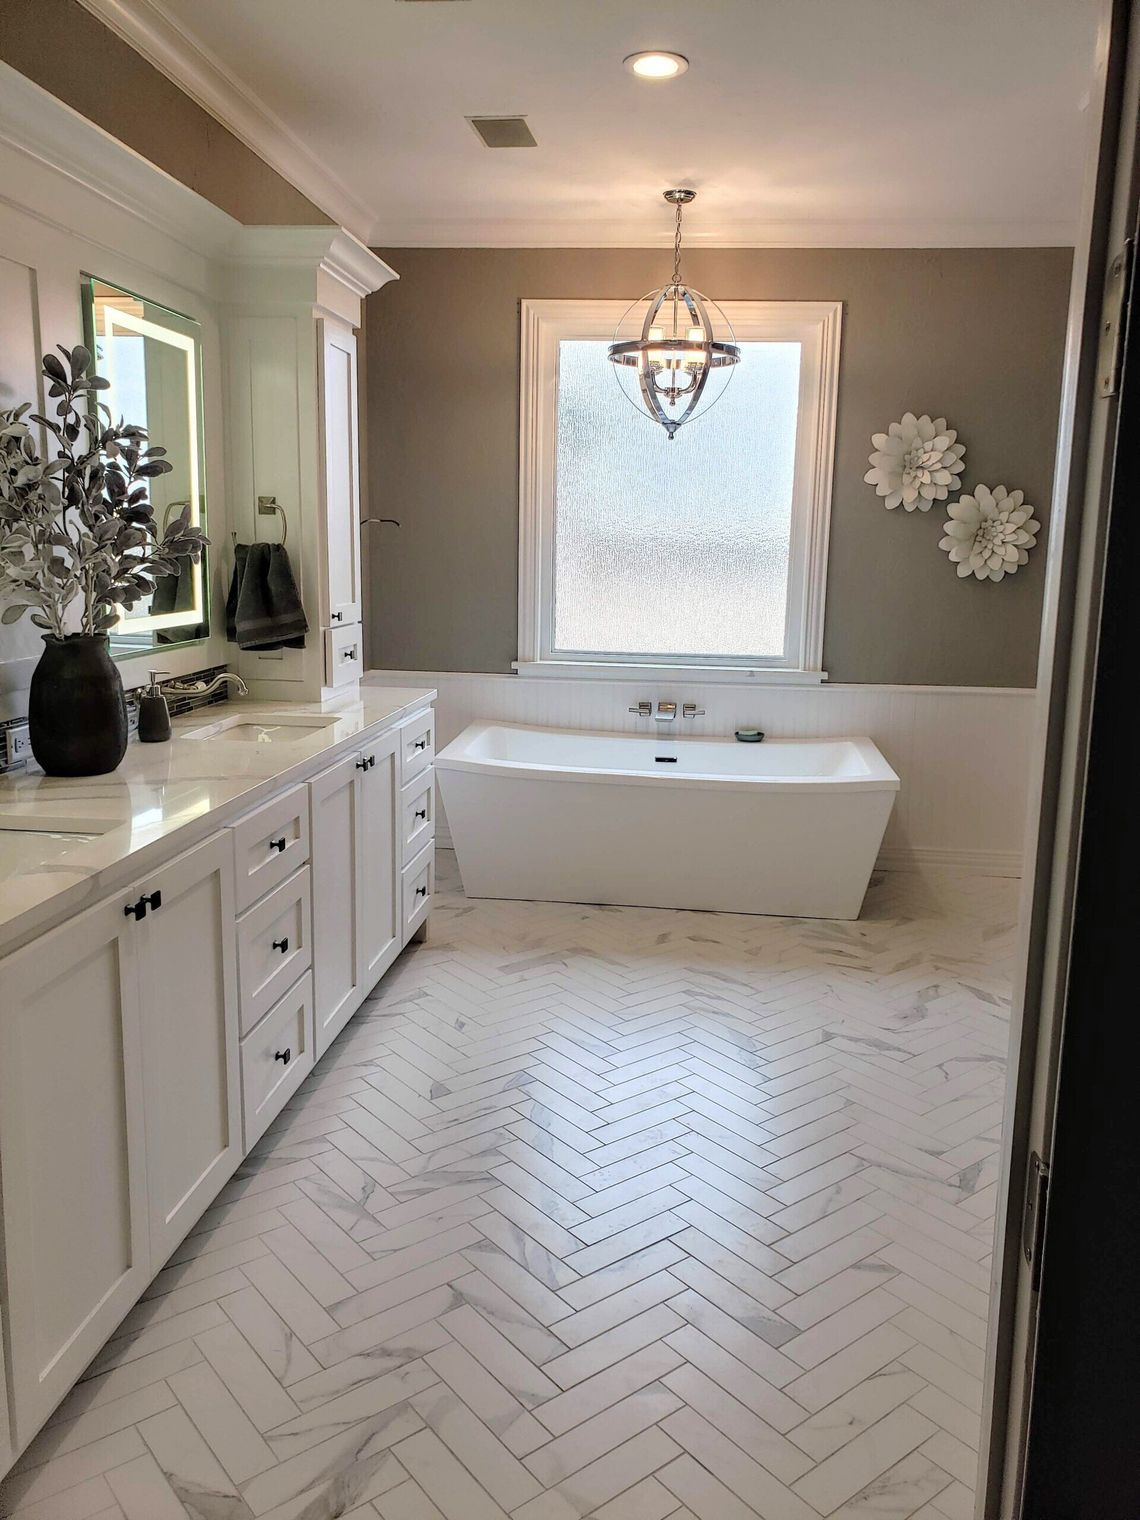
xmin=138 ymin=671 xmax=172 ymax=743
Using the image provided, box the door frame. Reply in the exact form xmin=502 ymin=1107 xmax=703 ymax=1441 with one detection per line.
xmin=980 ymin=0 xmax=1136 ymax=1512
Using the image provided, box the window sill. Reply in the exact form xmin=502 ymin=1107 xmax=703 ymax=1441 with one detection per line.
xmin=512 ymin=661 xmax=827 ymax=686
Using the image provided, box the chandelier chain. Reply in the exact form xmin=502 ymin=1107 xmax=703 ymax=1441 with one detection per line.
xmin=672 ymin=198 xmax=684 ymax=287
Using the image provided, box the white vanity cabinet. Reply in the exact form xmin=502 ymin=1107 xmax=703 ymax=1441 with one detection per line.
xmin=0 ymin=829 xmax=238 ymax=1443
xmin=0 ymin=892 xmax=149 ymax=1445
xmin=319 ymin=318 xmax=364 ymax=632
xmin=0 ymin=697 xmax=432 ymax=1471
xmin=310 ymin=725 xmax=401 ymax=1056
xmin=133 ymin=832 xmax=243 ymax=1262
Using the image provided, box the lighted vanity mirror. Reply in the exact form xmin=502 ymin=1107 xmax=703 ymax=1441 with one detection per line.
xmin=81 ymin=275 xmax=209 ymax=657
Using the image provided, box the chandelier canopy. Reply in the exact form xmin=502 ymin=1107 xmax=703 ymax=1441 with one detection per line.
xmin=607 ymin=189 xmax=741 ymax=439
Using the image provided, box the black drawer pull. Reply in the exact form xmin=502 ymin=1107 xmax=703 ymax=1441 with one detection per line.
xmin=274 ymin=1048 xmax=291 ymax=1063
xmin=414 ymin=738 xmax=428 ymax=751
xmin=273 ymin=937 xmax=289 ymax=953
xmin=269 ymin=837 xmax=287 ymax=853
xmin=414 ymin=808 xmax=427 ymax=821
xmin=331 ymin=611 xmax=343 ymax=622
xmin=356 ymin=755 xmax=376 ymax=771
xmin=415 ymin=884 xmax=428 ymax=898
xmin=124 ymin=890 xmax=162 ymax=921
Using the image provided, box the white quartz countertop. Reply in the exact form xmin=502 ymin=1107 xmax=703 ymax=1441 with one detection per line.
xmin=0 ymin=683 xmax=435 ymax=954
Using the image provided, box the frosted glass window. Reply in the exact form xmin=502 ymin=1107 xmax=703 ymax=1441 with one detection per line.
xmin=552 ymin=340 xmax=802 ymax=660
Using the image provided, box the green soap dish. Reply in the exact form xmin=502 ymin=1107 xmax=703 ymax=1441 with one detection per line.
xmin=735 ymin=729 xmax=765 ymax=743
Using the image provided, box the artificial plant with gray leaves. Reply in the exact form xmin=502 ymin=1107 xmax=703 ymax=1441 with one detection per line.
xmin=0 ymin=344 xmax=208 ymax=640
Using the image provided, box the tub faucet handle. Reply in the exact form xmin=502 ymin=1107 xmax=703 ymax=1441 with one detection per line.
xmin=655 ymin=702 xmax=677 ymax=722
xmin=683 ymin=703 xmax=705 ymax=718
xmin=628 ymin=701 xmax=652 ymax=717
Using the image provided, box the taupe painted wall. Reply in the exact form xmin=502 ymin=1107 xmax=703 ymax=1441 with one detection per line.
xmin=365 ymin=247 xmax=1071 ymax=686
xmin=0 ymin=0 xmax=331 ymax=226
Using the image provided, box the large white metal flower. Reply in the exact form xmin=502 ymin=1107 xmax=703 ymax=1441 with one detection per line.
xmin=939 ymin=485 xmax=1040 ymax=582
xmin=865 ymin=412 xmax=966 ymax=511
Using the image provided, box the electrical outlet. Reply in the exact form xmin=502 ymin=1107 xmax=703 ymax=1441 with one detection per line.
xmin=6 ymin=723 xmax=32 ymax=764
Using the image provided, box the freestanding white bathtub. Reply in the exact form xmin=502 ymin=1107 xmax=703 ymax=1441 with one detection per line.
xmin=436 ymin=721 xmax=900 ymax=920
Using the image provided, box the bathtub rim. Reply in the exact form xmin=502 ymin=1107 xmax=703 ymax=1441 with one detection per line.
xmin=436 ymin=720 xmax=900 ymax=796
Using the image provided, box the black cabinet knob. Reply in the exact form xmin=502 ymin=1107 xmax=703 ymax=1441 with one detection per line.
xmin=274 ymin=1048 xmax=291 ymax=1063
xmin=414 ymin=808 xmax=427 ymax=820
xmin=415 ymin=884 xmax=428 ymax=898
xmin=331 ymin=611 xmax=343 ymax=622
xmin=272 ymin=937 xmax=289 ymax=953
xmin=355 ymin=757 xmax=369 ymax=771
xmin=414 ymin=738 xmax=428 ymax=751
xmin=269 ymin=837 xmax=287 ymax=853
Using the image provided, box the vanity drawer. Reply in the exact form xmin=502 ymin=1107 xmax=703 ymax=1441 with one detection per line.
xmin=240 ymin=972 xmax=314 ymax=1148
xmin=400 ymin=711 xmax=435 ymax=785
xmin=402 ymin=840 xmax=434 ymax=938
xmin=237 ymin=866 xmax=312 ymax=1035
xmin=232 ymin=785 xmax=310 ymax=911
xmin=324 ymin=623 xmax=363 ymax=690
xmin=400 ymin=773 xmax=435 ymax=863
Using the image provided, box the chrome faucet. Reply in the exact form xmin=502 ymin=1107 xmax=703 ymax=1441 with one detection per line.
xmin=166 ymin=672 xmax=249 ymax=698
xmin=655 ymin=701 xmax=677 ymax=723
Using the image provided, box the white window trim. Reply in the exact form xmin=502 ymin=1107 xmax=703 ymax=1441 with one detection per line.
xmin=517 ymin=297 xmax=843 ymax=684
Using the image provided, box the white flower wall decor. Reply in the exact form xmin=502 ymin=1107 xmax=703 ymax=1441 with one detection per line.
xmin=865 ymin=412 xmax=967 ymax=511
xmin=939 ymin=485 xmax=1041 ymax=582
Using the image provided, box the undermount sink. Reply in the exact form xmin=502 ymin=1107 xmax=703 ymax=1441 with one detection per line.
xmin=0 ymin=814 xmax=119 ymax=883
xmin=182 ymin=712 xmax=341 ymax=743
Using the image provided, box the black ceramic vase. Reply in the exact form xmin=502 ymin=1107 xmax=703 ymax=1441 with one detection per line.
xmin=29 ymin=634 xmax=128 ymax=776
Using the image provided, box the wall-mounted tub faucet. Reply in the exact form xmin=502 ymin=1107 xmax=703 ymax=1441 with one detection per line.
xmin=655 ymin=702 xmax=677 ymax=722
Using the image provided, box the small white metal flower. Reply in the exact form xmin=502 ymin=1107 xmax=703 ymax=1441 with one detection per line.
xmin=939 ymin=485 xmax=1040 ymax=582
xmin=865 ymin=412 xmax=966 ymax=511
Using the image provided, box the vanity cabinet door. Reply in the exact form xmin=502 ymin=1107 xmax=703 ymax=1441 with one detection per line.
xmin=0 ymin=895 xmax=149 ymax=1445
xmin=134 ymin=831 xmax=242 ymax=1263
xmin=310 ymin=750 xmax=362 ymax=1055
xmin=357 ymin=729 xmax=400 ymax=988
xmin=318 ymin=318 xmax=363 ymax=630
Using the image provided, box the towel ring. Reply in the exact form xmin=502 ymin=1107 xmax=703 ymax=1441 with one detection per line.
xmin=256 ymin=496 xmax=288 ymax=546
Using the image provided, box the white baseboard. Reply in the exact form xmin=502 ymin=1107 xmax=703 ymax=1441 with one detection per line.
xmin=875 ymin=846 xmax=1022 ymax=877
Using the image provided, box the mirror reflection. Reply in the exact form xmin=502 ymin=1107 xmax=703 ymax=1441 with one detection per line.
xmin=81 ymin=276 xmax=209 ymax=656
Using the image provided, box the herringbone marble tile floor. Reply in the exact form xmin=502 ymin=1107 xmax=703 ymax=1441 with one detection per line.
xmin=1 ymin=851 xmax=1019 ymax=1520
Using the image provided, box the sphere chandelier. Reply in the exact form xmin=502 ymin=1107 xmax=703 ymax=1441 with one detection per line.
xmin=607 ymin=189 xmax=741 ymax=439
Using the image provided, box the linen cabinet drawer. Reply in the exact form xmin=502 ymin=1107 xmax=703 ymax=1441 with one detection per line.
xmin=401 ymin=773 xmax=435 ymax=862
xmin=231 ymin=785 xmax=309 ymax=911
xmin=402 ymin=841 xmax=434 ymax=938
xmin=237 ymin=866 xmax=312 ymax=1035
xmin=324 ymin=622 xmax=363 ymax=690
xmin=399 ymin=711 xmax=434 ymax=785
xmin=240 ymin=972 xmax=314 ymax=1147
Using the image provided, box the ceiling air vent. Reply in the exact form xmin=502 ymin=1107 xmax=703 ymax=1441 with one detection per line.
xmin=468 ymin=116 xmax=538 ymax=148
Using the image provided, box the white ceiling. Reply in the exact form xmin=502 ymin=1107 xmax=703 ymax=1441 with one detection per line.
xmin=81 ymin=0 xmax=1100 ymax=247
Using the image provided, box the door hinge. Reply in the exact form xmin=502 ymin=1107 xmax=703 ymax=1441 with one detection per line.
xmin=1097 ymin=239 xmax=1133 ymax=397
xmin=1022 ymin=1150 xmax=1050 ymax=1293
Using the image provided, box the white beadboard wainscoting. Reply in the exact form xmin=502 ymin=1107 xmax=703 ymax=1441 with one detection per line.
xmin=366 ymin=670 xmax=1037 ymax=875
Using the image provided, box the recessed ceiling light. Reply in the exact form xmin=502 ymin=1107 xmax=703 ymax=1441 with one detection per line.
xmin=624 ymin=51 xmax=689 ymax=81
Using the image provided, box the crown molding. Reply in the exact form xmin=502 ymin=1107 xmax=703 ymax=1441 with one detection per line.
xmin=373 ymin=216 xmax=1077 ymax=249
xmin=74 ymin=0 xmax=376 ymax=240
xmin=0 ymin=60 xmax=240 ymax=289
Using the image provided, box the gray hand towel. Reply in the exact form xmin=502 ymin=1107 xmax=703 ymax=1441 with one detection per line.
xmin=231 ymin=541 xmax=308 ymax=650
